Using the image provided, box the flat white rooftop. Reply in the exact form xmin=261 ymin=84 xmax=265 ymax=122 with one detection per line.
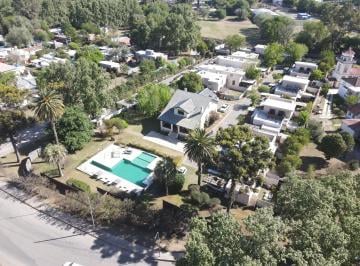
xmin=198 ymin=64 xmax=245 ymax=75
xmin=261 ymin=97 xmax=296 ymax=111
xmin=294 ymin=61 xmax=318 ymax=68
xmin=282 ymin=75 xmax=309 ymax=85
xmin=231 ymin=51 xmax=259 ymax=60
xmin=197 ymin=70 xmax=227 ymax=81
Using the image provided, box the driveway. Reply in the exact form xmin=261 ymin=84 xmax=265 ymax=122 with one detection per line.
xmin=144 ymin=131 xmax=185 ymax=153
xmin=209 ymin=98 xmax=251 ymax=136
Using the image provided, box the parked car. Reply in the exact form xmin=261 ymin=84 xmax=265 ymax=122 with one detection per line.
xmin=218 ymin=104 xmax=230 ymax=113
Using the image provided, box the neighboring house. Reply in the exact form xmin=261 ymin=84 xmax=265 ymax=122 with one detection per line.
xmin=99 ymin=61 xmax=120 ymax=72
xmin=341 ymin=119 xmax=360 ymax=138
xmin=158 ymin=89 xmax=218 ymax=138
xmin=290 ymin=61 xmax=318 ymax=78
xmin=231 ymin=51 xmax=259 ymax=62
xmin=214 ymin=44 xmax=230 ymax=55
xmin=252 ymin=95 xmax=296 ymax=133
xmin=197 ymin=70 xmax=227 ymax=92
xmin=338 ymin=77 xmax=360 ymax=101
xmin=275 ymin=75 xmax=309 ymax=98
xmin=0 ymin=62 xmax=17 ymax=74
xmin=215 ymin=55 xmax=257 ymax=69
xmin=346 ymin=103 xmax=360 ymax=119
xmin=198 ymin=88 xmax=220 ymax=102
xmin=254 ymin=44 xmax=267 ymax=55
xmin=225 ymin=180 xmax=260 ymax=207
xmin=31 ymin=53 xmax=66 ymax=68
xmin=135 ymin=49 xmax=167 ymax=61
xmin=197 ymin=64 xmax=245 ymax=91
xmin=251 ymin=8 xmax=279 ymax=18
xmin=333 ymin=47 xmax=360 ymax=81
xmin=249 ymin=124 xmax=278 ymax=154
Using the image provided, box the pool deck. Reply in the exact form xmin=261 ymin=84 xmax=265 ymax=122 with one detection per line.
xmin=77 ymin=144 xmax=161 ymax=194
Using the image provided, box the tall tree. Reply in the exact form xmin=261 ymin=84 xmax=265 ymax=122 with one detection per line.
xmin=154 ymin=157 xmax=177 ymax=195
xmin=216 ymin=125 xmax=273 ymax=212
xmin=319 ymin=133 xmax=347 ymax=160
xmin=176 ymin=72 xmax=203 ymax=93
xmin=285 ymin=42 xmax=309 ymax=64
xmin=264 ymin=43 xmax=284 ymax=68
xmin=137 ymin=83 xmax=172 ymax=117
xmin=33 ymin=89 xmax=64 ymax=144
xmin=185 ymin=129 xmax=215 ymax=186
xmin=258 ymin=16 xmax=294 ymax=45
xmin=0 ymin=110 xmax=27 ymax=162
xmin=224 ymin=34 xmax=245 ymax=54
xmin=43 ymin=143 xmax=67 ymax=177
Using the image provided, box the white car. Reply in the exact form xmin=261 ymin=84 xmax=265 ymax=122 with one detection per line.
xmin=177 ymin=166 xmax=187 ymax=175
xmin=218 ymin=104 xmax=230 ymax=113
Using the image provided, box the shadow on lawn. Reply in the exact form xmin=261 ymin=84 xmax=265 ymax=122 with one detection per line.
xmin=300 ymin=156 xmax=328 ymax=171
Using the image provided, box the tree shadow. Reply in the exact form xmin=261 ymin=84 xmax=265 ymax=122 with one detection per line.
xmin=300 ymin=156 xmax=328 ymax=171
xmin=239 ymin=27 xmax=260 ymax=46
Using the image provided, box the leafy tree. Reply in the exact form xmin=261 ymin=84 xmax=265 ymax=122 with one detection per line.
xmin=247 ymin=90 xmax=261 ymax=106
xmin=177 ymin=72 xmax=203 ymax=93
xmin=258 ymin=85 xmax=270 ymax=93
xmin=169 ymin=173 xmax=185 ymax=194
xmin=0 ymin=84 xmax=27 ymax=107
xmin=76 ymin=46 xmax=104 ymax=64
xmin=258 ymin=16 xmax=294 ymax=45
xmin=319 ymin=133 xmax=347 ymax=160
xmin=345 ymin=95 xmax=359 ymax=106
xmin=307 ymin=119 xmax=323 ymax=143
xmin=56 ymin=107 xmax=93 ymax=153
xmin=295 ymin=21 xmax=330 ymax=52
xmin=139 ymin=59 xmax=156 ymax=74
xmin=214 ymin=8 xmax=226 ymax=19
xmin=224 ymin=34 xmax=245 ymax=53
xmin=154 ymin=158 xmax=177 ymax=195
xmin=185 ymin=129 xmax=215 ymax=186
xmin=80 ymin=22 xmax=100 ymax=34
xmin=277 ymin=154 xmax=302 ymax=176
xmin=43 ymin=143 xmax=67 ymax=177
xmin=297 ymin=110 xmax=310 ymax=127
xmin=196 ymin=39 xmax=209 ymax=57
xmin=5 ymin=26 xmax=33 ymax=47
xmin=216 ymin=125 xmax=273 ymax=212
xmin=264 ymin=43 xmax=284 ymax=68
xmin=235 ymin=0 xmax=250 ymax=20
xmin=103 ymin=117 xmax=128 ymax=137
xmin=137 ymin=83 xmax=172 ymax=117
xmin=285 ymin=42 xmax=308 ymax=64
xmin=319 ymin=50 xmax=336 ymax=73
xmin=0 ymin=110 xmax=27 ymax=162
xmin=33 ymin=89 xmax=64 ymax=144
xmin=0 ymin=72 xmax=16 ymax=86
xmin=340 ymin=132 xmax=355 ymax=152
xmin=245 ymin=65 xmax=261 ymax=80
xmin=309 ymin=69 xmax=325 ymax=81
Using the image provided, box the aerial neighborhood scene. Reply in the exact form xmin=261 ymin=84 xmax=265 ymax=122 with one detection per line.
xmin=0 ymin=0 xmax=360 ymax=265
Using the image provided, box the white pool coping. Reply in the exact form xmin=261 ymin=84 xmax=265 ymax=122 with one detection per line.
xmin=77 ymin=144 xmax=161 ymax=194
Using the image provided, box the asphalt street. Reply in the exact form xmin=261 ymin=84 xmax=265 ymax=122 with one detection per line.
xmin=0 ymin=188 xmax=173 ymax=266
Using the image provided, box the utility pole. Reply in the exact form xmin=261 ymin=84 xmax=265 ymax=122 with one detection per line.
xmin=86 ymin=193 xmax=95 ymax=230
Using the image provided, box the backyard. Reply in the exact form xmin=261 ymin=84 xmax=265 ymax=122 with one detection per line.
xmin=197 ymin=17 xmax=260 ymax=45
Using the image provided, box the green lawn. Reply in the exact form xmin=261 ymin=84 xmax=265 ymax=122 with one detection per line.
xmin=197 ymin=17 xmax=260 ymax=45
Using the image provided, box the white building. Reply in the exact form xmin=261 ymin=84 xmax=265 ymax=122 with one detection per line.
xmin=135 ymin=49 xmax=167 ymax=61
xmin=225 ymin=180 xmax=260 ymax=207
xmin=31 ymin=53 xmax=66 ymax=68
xmin=197 ymin=70 xmax=227 ymax=92
xmin=99 ymin=61 xmax=120 ymax=72
xmin=275 ymin=75 xmax=309 ymax=98
xmin=215 ymin=55 xmax=257 ymax=69
xmin=333 ymin=48 xmax=360 ymax=81
xmin=231 ymin=51 xmax=259 ymax=62
xmin=290 ymin=61 xmax=318 ymax=78
xmin=254 ymin=44 xmax=267 ymax=55
xmin=252 ymin=95 xmax=296 ymax=133
xmin=338 ymin=77 xmax=360 ymax=101
xmin=197 ymin=64 xmax=245 ymax=91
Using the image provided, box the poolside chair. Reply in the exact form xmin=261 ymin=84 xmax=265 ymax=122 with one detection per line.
xmin=111 ymin=151 xmax=122 ymax=158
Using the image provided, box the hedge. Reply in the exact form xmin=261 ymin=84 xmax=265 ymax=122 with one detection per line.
xmin=66 ymin=178 xmax=91 ymax=193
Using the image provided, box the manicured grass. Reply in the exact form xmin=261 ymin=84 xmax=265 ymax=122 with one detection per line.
xmin=197 ymin=17 xmax=259 ymax=45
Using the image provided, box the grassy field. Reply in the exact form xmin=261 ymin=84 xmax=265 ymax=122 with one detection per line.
xmin=197 ymin=17 xmax=260 ymax=45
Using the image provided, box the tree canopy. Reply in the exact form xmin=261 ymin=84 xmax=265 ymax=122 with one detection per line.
xmin=137 ymin=83 xmax=172 ymax=117
xmin=177 ymin=72 xmax=203 ymax=93
xmin=180 ymin=171 xmax=360 ymax=265
xmin=257 ymin=16 xmax=294 ymax=45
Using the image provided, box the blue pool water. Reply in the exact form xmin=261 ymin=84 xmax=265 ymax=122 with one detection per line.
xmin=91 ymin=152 xmax=156 ymax=187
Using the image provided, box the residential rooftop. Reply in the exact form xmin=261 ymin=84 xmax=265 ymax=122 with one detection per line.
xmin=261 ymin=96 xmax=296 ymax=112
xmin=282 ymin=75 xmax=310 ymax=85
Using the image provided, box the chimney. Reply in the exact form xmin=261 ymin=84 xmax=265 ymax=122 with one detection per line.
xmin=184 ymin=87 xmax=188 ymax=92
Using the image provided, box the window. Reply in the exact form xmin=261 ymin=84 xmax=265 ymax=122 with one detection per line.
xmin=177 ymin=109 xmax=185 ymax=116
xmin=232 ymin=80 xmax=235 ymax=86
xmin=162 ymin=122 xmax=171 ymax=129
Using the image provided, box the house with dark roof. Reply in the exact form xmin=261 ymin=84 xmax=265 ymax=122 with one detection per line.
xmin=341 ymin=119 xmax=360 ymax=138
xmin=338 ymin=77 xmax=360 ymax=102
xmin=346 ymin=103 xmax=360 ymax=119
xmin=158 ymin=89 xmax=218 ymax=138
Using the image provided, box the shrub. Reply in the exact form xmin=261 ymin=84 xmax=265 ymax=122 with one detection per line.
xmin=308 ymin=119 xmax=323 ymax=143
xmin=245 ymin=66 xmax=261 ymax=80
xmin=214 ymin=9 xmax=226 ymax=19
xmin=66 ymin=178 xmax=91 ymax=193
xmin=258 ymin=85 xmax=270 ymax=93
xmin=169 ymin=174 xmax=185 ymax=194
xmin=272 ymin=73 xmax=283 ymax=80
xmin=237 ymin=114 xmax=246 ymax=125
xmin=208 ymin=111 xmax=220 ymax=126
xmin=348 ymin=160 xmax=359 ymax=171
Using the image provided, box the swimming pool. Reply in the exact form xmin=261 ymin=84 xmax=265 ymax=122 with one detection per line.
xmin=91 ymin=152 xmax=157 ymax=187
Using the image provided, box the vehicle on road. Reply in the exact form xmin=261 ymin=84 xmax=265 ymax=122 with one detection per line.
xmin=218 ymin=104 xmax=230 ymax=113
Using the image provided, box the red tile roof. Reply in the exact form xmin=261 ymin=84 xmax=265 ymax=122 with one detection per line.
xmin=348 ymin=104 xmax=360 ymax=115
xmin=342 ymin=119 xmax=360 ymax=131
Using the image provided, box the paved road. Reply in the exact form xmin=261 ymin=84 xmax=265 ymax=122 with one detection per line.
xmin=0 ymin=187 xmax=174 ymax=266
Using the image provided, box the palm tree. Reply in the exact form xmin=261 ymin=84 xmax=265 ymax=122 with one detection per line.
xmin=44 ymin=143 xmax=67 ymax=177
xmin=185 ymin=128 xmax=215 ymax=186
xmin=154 ymin=158 xmax=177 ymax=195
xmin=33 ymin=90 xmax=64 ymax=144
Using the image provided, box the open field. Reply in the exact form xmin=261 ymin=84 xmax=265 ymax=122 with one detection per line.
xmin=197 ymin=17 xmax=260 ymax=45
